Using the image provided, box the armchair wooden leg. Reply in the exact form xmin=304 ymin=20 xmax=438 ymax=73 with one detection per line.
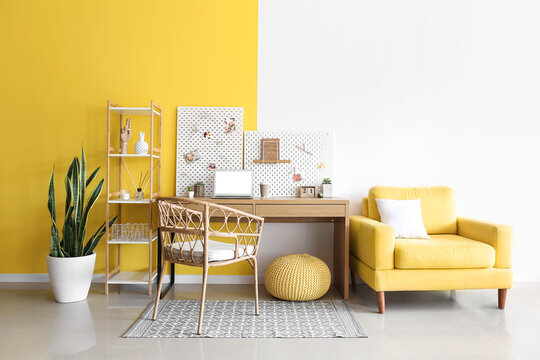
xmin=350 ymin=269 xmax=357 ymax=285
xmin=152 ymin=259 xmax=167 ymax=320
xmin=197 ymin=266 xmax=209 ymax=335
xmin=253 ymin=258 xmax=259 ymax=315
xmin=498 ymin=289 xmax=508 ymax=309
xmin=376 ymin=291 xmax=385 ymax=314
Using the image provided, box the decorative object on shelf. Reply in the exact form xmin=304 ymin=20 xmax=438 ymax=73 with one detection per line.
xmin=134 ymin=132 xmax=149 ymax=155
xmin=187 ymin=186 xmax=194 ymax=198
xmin=260 ymin=183 xmax=271 ymax=198
xmin=120 ymin=189 xmax=130 ymax=201
xmin=254 ymin=138 xmax=291 ymax=164
xmin=47 ymin=147 xmax=117 ymax=303
xmin=322 ymin=178 xmax=332 ymax=198
xmin=265 ymin=254 xmax=331 ymax=301
xmin=194 ymin=181 xmax=205 ymax=197
xmin=135 ymin=189 xmax=144 ymax=201
xmin=224 ymin=117 xmax=237 ymax=133
xmin=317 ymin=192 xmax=323 ymax=198
xmin=183 ymin=150 xmax=201 ymax=164
xmin=120 ymin=118 xmax=132 ymax=154
xmin=295 ymin=143 xmax=313 ymax=156
xmin=300 ymin=186 xmax=316 ymax=198
xmin=111 ymin=223 xmax=151 ymax=242
xmin=292 ymin=171 xmax=302 ymax=182
xmin=135 ymin=171 xmax=148 ymax=201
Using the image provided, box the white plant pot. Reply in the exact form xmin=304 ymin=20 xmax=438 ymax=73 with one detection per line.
xmin=188 ymin=191 xmax=194 ymax=198
xmin=322 ymin=184 xmax=333 ymax=198
xmin=46 ymin=253 xmax=96 ymax=303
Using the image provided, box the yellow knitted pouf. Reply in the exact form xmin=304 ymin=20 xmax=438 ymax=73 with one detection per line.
xmin=265 ymin=254 xmax=331 ymax=301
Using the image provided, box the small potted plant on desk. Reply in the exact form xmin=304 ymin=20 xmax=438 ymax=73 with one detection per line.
xmin=194 ymin=181 xmax=205 ymax=197
xmin=187 ymin=185 xmax=194 ymax=198
xmin=47 ymin=148 xmax=117 ymax=303
xmin=322 ymin=178 xmax=333 ymax=198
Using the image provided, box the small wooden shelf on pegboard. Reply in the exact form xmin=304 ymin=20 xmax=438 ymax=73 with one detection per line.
xmin=253 ymin=138 xmax=290 ymax=164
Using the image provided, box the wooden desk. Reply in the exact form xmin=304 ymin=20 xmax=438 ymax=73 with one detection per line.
xmin=160 ymin=197 xmax=350 ymax=299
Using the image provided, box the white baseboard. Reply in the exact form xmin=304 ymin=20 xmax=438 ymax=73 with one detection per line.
xmin=2 ymin=273 xmax=540 ymax=284
xmin=0 ymin=273 xmax=257 ymax=284
xmin=514 ymin=274 xmax=540 ymax=282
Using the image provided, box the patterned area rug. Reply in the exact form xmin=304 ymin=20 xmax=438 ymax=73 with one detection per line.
xmin=124 ymin=300 xmax=367 ymax=338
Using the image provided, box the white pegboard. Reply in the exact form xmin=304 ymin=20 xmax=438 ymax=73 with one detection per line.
xmin=176 ymin=107 xmax=243 ymax=196
xmin=244 ymin=131 xmax=333 ymax=197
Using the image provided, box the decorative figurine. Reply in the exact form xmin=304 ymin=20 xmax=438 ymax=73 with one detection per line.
xmin=120 ymin=118 xmax=131 ymax=154
xmin=134 ymin=132 xmax=149 ymax=155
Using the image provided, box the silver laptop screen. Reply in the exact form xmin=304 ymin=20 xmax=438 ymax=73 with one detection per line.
xmin=213 ymin=170 xmax=253 ymax=198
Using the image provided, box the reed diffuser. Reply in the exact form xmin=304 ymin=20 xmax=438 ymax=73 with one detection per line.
xmin=136 ymin=171 xmax=148 ymax=200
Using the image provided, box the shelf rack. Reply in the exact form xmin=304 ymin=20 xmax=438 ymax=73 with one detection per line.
xmin=105 ymin=100 xmax=162 ymax=295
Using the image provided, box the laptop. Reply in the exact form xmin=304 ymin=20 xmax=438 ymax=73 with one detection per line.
xmin=212 ymin=169 xmax=253 ymax=199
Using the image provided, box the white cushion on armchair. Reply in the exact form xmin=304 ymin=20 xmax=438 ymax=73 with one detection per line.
xmin=375 ymin=198 xmax=429 ymax=239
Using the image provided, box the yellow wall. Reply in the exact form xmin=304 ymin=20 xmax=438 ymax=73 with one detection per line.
xmin=0 ymin=0 xmax=258 ymax=275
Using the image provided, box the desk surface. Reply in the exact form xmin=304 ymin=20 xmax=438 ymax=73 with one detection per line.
xmin=199 ymin=196 xmax=349 ymax=205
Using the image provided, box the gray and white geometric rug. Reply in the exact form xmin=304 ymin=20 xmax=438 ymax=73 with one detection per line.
xmin=124 ymin=300 xmax=367 ymax=338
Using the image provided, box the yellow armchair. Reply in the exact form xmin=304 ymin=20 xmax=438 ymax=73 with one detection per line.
xmin=350 ymin=186 xmax=513 ymax=313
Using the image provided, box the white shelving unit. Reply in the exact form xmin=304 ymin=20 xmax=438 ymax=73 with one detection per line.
xmin=105 ymin=100 xmax=162 ymax=295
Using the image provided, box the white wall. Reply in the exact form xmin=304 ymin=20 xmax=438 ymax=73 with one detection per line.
xmin=258 ymin=0 xmax=540 ymax=280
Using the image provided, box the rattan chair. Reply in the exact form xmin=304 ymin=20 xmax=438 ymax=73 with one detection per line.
xmin=153 ymin=197 xmax=265 ymax=334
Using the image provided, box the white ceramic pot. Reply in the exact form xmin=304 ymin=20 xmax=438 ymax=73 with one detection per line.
xmin=322 ymin=184 xmax=333 ymax=198
xmin=188 ymin=191 xmax=194 ymax=198
xmin=46 ymin=253 xmax=96 ymax=303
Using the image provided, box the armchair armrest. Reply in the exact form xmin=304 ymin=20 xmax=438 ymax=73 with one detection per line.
xmin=457 ymin=217 xmax=512 ymax=269
xmin=350 ymin=215 xmax=394 ymax=270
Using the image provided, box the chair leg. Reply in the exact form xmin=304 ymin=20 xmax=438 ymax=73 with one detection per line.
xmin=253 ymin=258 xmax=259 ymax=315
xmin=197 ymin=266 xmax=209 ymax=335
xmin=498 ymin=289 xmax=508 ymax=309
xmin=376 ymin=291 xmax=385 ymax=314
xmin=350 ymin=269 xmax=357 ymax=285
xmin=152 ymin=260 xmax=167 ymax=320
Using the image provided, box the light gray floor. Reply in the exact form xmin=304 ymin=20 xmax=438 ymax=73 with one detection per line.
xmin=1 ymin=281 xmax=539 ymax=360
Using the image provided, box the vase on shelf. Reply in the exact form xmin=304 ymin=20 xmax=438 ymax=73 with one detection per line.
xmin=134 ymin=132 xmax=149 ymax=155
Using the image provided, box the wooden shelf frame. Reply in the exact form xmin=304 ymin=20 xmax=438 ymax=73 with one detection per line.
xmin=105 ymin=100 xmax=162 ymax=296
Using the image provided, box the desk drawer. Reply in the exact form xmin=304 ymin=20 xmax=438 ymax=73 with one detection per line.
xmin=221 ymin=204 xmax=254 ymax=214
xmin=255 ymin=204 xmax=345 ymax=218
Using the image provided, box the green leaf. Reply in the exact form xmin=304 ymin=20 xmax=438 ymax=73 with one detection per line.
xmin=64 ymin=159 xmax=75 ymax=215
xmin=50 ymin=224 xmax=63 ymax=257
xmin=86 ymin=167 xmax=100 ymax=188
xmin=63 ymin=206 xmax=74 ymax=256
xmin=71 ymin=157 xmax=81 ymax=243
xmin=79 ymin=148 xmax=86 ymax=234
xmin=47 ymin=169 xmax=56 ymax=224
xmin=84 ymin=216 xmax=117 ymax=256
xmin=78 ymin=178 xmax=103 ymax=254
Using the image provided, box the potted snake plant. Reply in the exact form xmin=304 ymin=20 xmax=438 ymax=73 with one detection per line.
xmin=47 ymin=148 xmax=117 ymax=303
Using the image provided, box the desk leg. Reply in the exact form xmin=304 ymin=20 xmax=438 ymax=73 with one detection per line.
xmin=334 ymin=217 xmax=349 ymax=299
xmin=160 ymin=233 xmax=175 ymax=299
